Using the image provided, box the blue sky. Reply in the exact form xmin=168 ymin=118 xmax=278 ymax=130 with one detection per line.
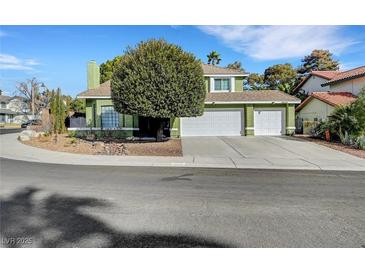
xmin=1 ymin=25 xmax=364 ymax=97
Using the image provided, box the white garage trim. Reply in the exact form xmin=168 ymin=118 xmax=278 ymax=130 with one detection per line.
xmin=181 ymin=108 xmax=244 ymax=137
xmin=254 ymin=108 xmax=286 ymax=136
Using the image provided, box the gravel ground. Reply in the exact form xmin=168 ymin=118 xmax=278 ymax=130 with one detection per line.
xmin=294 ymin=135 xmax=365 ymax=159
xmin=21 ymin=134 xmax=182 ymax=156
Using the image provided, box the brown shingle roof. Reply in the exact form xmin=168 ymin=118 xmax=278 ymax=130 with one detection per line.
xmin=77 ymin=80 xmax=112 ymax=98
xmin=78 ymin=80 xmax=300 ymax=103
xmin=296 ymin=91 xmax=357 ymax=112
xmin=322 ymin=66 xmax=365 ymax=86
xmin=201 ymin=64 xmax=248 ymax=75
xmin=205 ymin=90 xmax=300 ymax=103
xmin=78 ymin=64 xmax=248 ymax=98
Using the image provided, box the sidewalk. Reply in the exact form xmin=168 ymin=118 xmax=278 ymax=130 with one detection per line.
xmin=1 ymin=133 xmax=365 ymax=171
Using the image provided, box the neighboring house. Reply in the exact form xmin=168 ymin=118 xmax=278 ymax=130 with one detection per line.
xmin=0 ymin=95 xmax=31 ymax=124
xmin=293 ymin=66 xmax=365 ymax=96
xmin=295 ymin=92 xmax=357 ymax=134
xmin=294 ymin=66 xmax=365 ymax=134
xmin=321 ymin=66 xmax=365 ymax=95
xmin=293 ymin=71 xmax=341 ymax=95
xmin=76 ymin=61 xmax=300 ymax=137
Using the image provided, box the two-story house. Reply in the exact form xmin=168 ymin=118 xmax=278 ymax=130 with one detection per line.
xmin=76 ymin=61 xmax=300 ymax=137
xmin=0 ymin=95 xmax=30 ymax=124
xmin=293 ymin=66 xmax=365 ymax=96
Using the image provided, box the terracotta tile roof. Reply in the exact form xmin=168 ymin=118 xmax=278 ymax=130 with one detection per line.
xmin=296 ymin=92 xmax=357 ymax=112
xmin=201 ymin=64 xmax=248 ymax=75
xmin=292 ymin=70 xmax=341 ymax=94
xmin=322 ymin=66 xmax=365 ymax=86
xmin=205 ymin=90 xmax=300 ymax=103
xmin=77 ymin=80 xmax=112 ymax=98
xmin=311 ymin=70 xmax=341 ymax=80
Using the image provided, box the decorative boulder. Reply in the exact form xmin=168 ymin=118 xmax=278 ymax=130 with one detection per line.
xmin=18 ymin=135 xmax=31 ymax=141
xmin=21 ymin=130 xmax=39 ymax=138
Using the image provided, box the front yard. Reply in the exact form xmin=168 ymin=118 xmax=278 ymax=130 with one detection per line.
xmin=295 ymin=135 xmax=365 ymax=159
xmin=20 ymin=134 xmax=182 ymax=156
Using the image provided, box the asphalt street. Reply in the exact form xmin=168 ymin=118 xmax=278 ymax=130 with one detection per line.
xmin=1 ymin=157 xmax=364 ymax=247
xmin=0 ymin=128 xmax=23 ymax=135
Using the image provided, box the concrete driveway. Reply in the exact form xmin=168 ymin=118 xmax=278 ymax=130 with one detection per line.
xmin=182 ymin=136 xmax=365 ymax=170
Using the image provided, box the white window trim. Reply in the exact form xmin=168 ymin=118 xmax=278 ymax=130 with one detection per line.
xmin=210 ymin=77 xmax=232 ymax=93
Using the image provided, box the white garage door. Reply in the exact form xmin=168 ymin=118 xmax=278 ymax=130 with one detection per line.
xmin=181 ymin=109 xmax=243 ymax=136
xmin=254 ymin=109 xmax=284 ymax=136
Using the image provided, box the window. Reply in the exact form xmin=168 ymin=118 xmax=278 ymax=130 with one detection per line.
xmin=1 ymin=102 xmax=6 ymax=109
xmin=214 ymin=78 xmax=230 ymax=91
xmin=101 ymin=106 xmax=119 ymax=128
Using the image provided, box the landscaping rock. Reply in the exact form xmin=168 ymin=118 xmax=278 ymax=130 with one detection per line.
xmin=18 ymin=135 xmax=31 ymax=141
xmin=21 ymin=130 xmax=38 ymax=138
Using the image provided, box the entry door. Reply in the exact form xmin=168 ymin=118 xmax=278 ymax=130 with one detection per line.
xmin=181 ymin=109 xmax=242 ymax=136
xmin=254 ymin=109 xmax=284 ymax=136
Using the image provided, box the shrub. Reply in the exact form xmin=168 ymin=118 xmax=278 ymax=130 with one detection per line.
xmin=68 ymin=130 xmax=77 ymax=138
xmin=313 ymin=120 xmax=333 ymax=139
xmin=328 ymin=104 xmax=361 ymax=138
xmin=355 ymin=136 xmax=365 ymax=150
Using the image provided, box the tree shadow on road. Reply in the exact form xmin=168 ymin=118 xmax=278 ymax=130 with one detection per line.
xmin=0 ymin=187 xmax=229 ymax=248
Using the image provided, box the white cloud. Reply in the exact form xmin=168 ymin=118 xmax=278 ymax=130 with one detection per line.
xmin=0 ymin=54 xmax=40 ymax=71
xmin=198 ymin=26 xmax=355 ymax=61
xmin=25 ymin=59 xmax=41 ymax=66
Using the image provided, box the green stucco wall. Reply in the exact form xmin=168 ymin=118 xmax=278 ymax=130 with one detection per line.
xmin=204 ymin=77 xmax=210 ymax=92
xmin=286 ymin=104 xmax=296 ymax=135
xmin=85 ymin=99 xmax=94 ymax=127
xmin=235 ymin=77 xmax=244 ymax=92
xmin=87 ymin=61 xmax=100 ymax=89
xmin=170 ymin=117 xmax=180 ymax=138
xmin=85 ymin=99 xmax=296 ymax=137
xmin=85 ymin=99 xmax=138 ymax=134
xmin=244 ymin=105 xmax=254 ymax=136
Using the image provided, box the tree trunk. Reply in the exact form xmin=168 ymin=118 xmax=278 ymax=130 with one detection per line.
xmin=156 ymin=118 xmax=164 ymax=142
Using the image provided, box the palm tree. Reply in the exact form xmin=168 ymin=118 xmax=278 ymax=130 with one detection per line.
xmin=207 ymin=51 xmax=221 ymax=65
xmin=328 ymin=104 xmax=360 ymax=142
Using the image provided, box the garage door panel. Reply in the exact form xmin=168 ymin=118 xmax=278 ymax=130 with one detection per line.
xmin=254 ymin=109 xmax=284 ymax=136
xmin=181 ymin=109 xmax=243 ymax=136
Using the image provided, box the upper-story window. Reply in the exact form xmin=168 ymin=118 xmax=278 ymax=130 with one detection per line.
xmin=0 ymin=102 xmax=6 ymax=109
xmin=214 ymin=78 xmax=230 ymax=91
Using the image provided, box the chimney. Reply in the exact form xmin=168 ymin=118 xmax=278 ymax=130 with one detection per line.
xmin=87 ymin=60 xmax=100 ymax=89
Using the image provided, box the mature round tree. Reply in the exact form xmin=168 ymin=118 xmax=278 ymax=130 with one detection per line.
xmin=100 ymin=56 xmax=123 ymax=83
xmin=264 ymin=63 xmax=297 ymax=90
xmin=298 ymin=49 xmax=339 ymax=75
xmin=226 ymin=61 xmax=244 ymax=71
xmin=111 ymin=39 xmax=206 ymax=141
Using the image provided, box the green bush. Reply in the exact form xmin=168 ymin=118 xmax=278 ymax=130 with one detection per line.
xmin=68 ymin=130 xmax=77 ymax=138
xmin=313 ymin=120 xmax=333 ymax=139
xmin=355 ymin=136 xmax=365 ymax=150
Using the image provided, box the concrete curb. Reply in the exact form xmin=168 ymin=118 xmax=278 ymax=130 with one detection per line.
xmin=1 ymin=133 xmax=365 ymax=171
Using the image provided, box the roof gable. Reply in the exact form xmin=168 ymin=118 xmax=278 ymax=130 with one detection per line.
xmin=296 ymin=92 xmax=357 ymax=112
xmin=310 ymin=71 xmax=341 ymax=80
xmin=322 ymin=66 xmax=365 ymax=86
xmin=292 ymin=70 xmax=342 ymax=94
xmin=201 ymin=64 xmax=248 ymax=75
